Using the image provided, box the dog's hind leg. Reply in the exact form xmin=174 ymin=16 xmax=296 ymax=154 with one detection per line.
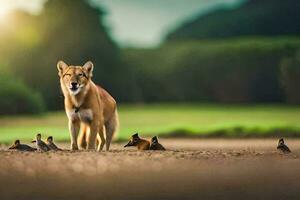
xmin=105 ymin=109 xmax=119 ymax=151
xmin=97 ymin=126 xmax=105 ymax=151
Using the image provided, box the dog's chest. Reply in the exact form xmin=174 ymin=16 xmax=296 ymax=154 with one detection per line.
xmin=67 ymin=108 xmax=93 ymax=123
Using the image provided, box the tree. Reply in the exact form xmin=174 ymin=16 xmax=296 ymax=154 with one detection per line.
xmin=8 ymin=0 xmax=134 ymax=110
xmin=167 ymin=0 xmax=300 ymax=41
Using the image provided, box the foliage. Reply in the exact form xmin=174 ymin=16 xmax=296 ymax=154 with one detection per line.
xmin=281 ymin=51 xmax=300 ymax=104
xmin=0 ymin=0 xmax=299 ymax=110
xmin=123 ymin=37 xmax=300 ymax=103
xmin=0 ymin=0 xmax=136 ymax=110
xmin=167 ymin=0 xmax=300 ymax=41
xmin=0 ymin=75 xmax=45 ymax=115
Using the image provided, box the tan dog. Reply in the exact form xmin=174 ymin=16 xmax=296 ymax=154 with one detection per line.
xmin=57 ymin=61 xmax=119 ymax=151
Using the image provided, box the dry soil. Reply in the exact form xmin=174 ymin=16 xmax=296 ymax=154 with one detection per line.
xmin=1 ymin=138 xmax=300 ymax=200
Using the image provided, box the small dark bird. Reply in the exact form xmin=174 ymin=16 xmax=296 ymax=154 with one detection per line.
xmin=277 ymin=138 xmax=291 ymax=153
xmin=150 ymin=136 xmax=166 ymax=151
xmin=124 ymin=133 xmax=150 ymax=150
xmin=47 ymin=136 xmax=62 ymax=151
xmin=8 ymin=140 xmax=36 ymax=151
xmin=34 ymin=133 xmax=50 ymax=152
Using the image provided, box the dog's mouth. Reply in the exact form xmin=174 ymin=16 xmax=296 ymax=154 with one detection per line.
xmin=69 ymin=86 xmax=81 ymax=95
xmin=70 ymin=87 xmax=79 ymax=92
xmin=68 ymin=84 xmax=85 ymax=95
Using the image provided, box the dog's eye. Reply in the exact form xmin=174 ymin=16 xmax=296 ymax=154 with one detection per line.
xmin=78 ymin=73 xmax=83 ymax=76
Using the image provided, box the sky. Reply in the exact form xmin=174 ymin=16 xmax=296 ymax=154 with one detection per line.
xmin=0 ymin=0 xmax=244 ymax=48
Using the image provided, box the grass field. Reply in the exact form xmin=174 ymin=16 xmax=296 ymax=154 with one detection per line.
xmin=0 ymin=104 xmax=300 ymax=144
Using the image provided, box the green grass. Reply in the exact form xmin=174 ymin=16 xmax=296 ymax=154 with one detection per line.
xmin=1 ymin=104 xmax=300 ymax=144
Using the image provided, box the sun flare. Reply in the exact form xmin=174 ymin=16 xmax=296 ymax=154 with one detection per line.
xmin=0 ymin=1 xmax=13 ymax=23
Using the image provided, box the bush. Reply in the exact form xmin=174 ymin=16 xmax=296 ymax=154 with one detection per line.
xmin=0 ymin=76 xmax=45 ymax=115
xmin=281 ymin=51 xmax=300 ymax=104
xmin=123 ymin=37 xmax=300 ymax=103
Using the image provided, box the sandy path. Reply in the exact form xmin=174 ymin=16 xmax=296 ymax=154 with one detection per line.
xmin=1 ymin=138 xmax=300 ymax=200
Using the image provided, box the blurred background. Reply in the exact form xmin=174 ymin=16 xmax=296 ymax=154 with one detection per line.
xmin=0 ymin=0 xmax=300 ymax=142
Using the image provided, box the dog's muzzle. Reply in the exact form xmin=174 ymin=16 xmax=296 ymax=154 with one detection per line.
xmin=70 ymin=82 xmax=79 ymax=91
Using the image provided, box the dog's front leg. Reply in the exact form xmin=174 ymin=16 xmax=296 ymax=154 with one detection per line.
xmin=69 ymin=120 xmax=80 ymax=150
xmin=87 ymin=122 xmax=99 ymax=150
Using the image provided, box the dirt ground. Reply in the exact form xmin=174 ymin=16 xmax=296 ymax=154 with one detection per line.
xmin=1 ymin=138 xmax=300 ymax=200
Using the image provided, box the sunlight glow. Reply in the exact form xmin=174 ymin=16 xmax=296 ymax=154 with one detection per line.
xmin=0 ymin=3 xmax=10 ymax=23
xmin=0 ymin=0 xmax=45 ymax=24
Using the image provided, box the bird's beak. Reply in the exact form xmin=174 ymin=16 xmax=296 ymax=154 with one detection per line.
xmin=124 ymin=141 xmax=132 ymax=147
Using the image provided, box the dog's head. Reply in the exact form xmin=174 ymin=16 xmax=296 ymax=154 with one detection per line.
xmin=124 ymin=133 xmax=140 ymax=147
xmin=57 ymin=61 xmax=93 ymax=96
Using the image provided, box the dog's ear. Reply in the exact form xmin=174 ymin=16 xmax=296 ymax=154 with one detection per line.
xmin=57 ymin=61 xmax=68 ymax=77
xmin=83 ymin=61 xmax=94 ymax=77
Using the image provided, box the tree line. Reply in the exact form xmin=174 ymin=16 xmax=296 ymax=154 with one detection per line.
xmin=0 ymin=0 xmax=299 ymax=115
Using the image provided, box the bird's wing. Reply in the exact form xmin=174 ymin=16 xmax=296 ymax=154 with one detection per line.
xmin=40 ymin=141 xmax=50 ymax=151
xmin=284 ymin=145 xmax=291 ymax=152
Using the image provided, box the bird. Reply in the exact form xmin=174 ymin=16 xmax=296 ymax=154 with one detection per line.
xmin=124 ymin=133 xmax=150 ymax=150
xmin=46 ymin=136 xmax=62 ymax=151
xmin=8 ymin=140 xmax=37 ymax=151
xmin=150 ymin=136 xmax=166 ymax=151
xmin=34 ymin=133 xmax=50 ymax=152
xmin=277 ymin=138 xmax=291 ymax=153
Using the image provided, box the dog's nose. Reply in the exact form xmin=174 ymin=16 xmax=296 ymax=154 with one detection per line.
xmin=71 ymin=82 xmax=77 ymax=88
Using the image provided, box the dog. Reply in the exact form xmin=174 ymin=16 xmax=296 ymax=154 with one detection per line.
xmin=149 ymin=136 xmax=166 ymax=151
xmin=57 ymin=61 xmax=119 ymax=151
xmin=124 ymin=133 xmax=150 ymax=150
